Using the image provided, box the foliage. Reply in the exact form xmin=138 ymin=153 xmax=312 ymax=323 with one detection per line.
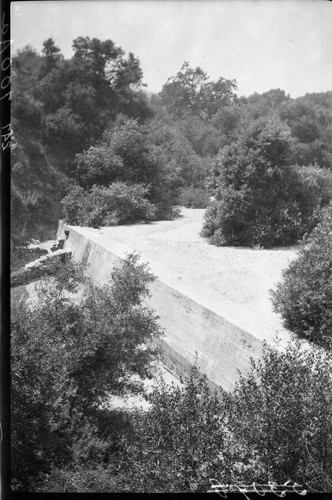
xmin=12 ymin=259 xmax=332 ymax=492
xmin=146 ymin=117 xmax=209 ymax=189
xmin=10 ymin=134 xmax=66 ymax=244
xmin=11 ymin=255 xmax=163 ymax=489
xmin=230 ymin=342 xmax=332 ymax=490
xmin=160 ymin=62 xmax=237 ymax=121
xmin=293 ymin=165 xmax=332 ymax=234
xmin=110 ymin=343 xmax=331 ymax=493
xmin=39 ymin=38 xmax=64 ymax=77
xmin=243 ymin=89 xmax=290 ymax=121
xmin=12 ymin=37 xmax=332 ymax=244
xmin=271 ymin=204 xmax=332 ymax=348
xmin=116 ymin=367 xmax=229 ymax=492
xmin=62 ymin=182 xmax=156 ymax=226
xmin=177 ymin=114 xmax=227 ymax=156
xmin=75 ymin=117 xmax=157 ymax=187
xmin=74 ymin=117 xmax=181 ymax=219
xmin=32 ymin=464 xmax=127 ymax=492
xmin=178 ymin=187 xmax=211 ymax=209
xmin=201 ymin=119 xmax=305 ymax=247
xmin=22 ymin=36 xmax=151 ymax=174
xmin=279 ymin=95 xmax=332 ymax=168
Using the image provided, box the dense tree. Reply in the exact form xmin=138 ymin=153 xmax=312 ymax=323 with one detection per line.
xmin=39 ymin=38 xmax=64 ymax=77
xmin=201 ymin=119 xmax=305 ymax=247
xmin=292 ymin=165 xmax=332 ymax=234
xmin=147 ymin=117 xmax=209 ymax=188
xmin=243 ymin=89 xmax=290 ymax=121
xmin=11 ymin=255 xmax=163 ymax=490
xmin=279 ymin=96 xmax=332 ymax=168
xmin=12 ymin=35 xmax=332 ymax=244
xmin=32 ymin=36 xmax=151 ymax=173
xmin=75 ymin=117 xmax=156 ymax=187
xmin=11 ymin=38 xmax=154 ymax=243
xmin=177 ymin=115 xmax=226 ymax=156
xmin=73 ymin=116 xmax=180 ymax=219
xmin=178 ymin=187 xmax=211 ymax=209
xmin=160 ymin=62 xmax=237 ymax=121
xmin=272 ymin=203 xmax=332 ymax=348
xmin=12 ymin=45 xmax=43 ymax=94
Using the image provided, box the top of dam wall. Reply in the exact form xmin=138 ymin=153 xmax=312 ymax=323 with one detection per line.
xmin=59 ymin=209 xmax=298 ymax=349
xmin=59 ymin=209 xmax=302 ymax=391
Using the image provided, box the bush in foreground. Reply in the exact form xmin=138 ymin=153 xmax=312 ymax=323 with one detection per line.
xmin=114 ymin=342 xmax=332 ymax=492
xmin=13 ymin=308 xmax=332 ymax=493
xmin=11 ymin=254 xmax=163 ymax=490
xmin=271 ymin=203 xmax=332 ymax=348
xmin=230 ymin=341 xmax=332 ymax=489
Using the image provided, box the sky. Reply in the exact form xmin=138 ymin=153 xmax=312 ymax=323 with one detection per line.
xmin=11 ymin=0 xmax=332 ymax=98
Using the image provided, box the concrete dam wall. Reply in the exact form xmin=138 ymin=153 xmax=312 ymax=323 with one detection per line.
xmin=57 ymin=221 xmax=288 ymax=392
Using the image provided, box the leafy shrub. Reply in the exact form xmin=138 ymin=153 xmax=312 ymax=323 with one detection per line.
xmin=230 ymin=342 xmax=332 ymax=490
xmin=33 ymin=464 xmax=125 ymax=492
xmin=178 ymin=187 xmax=211 ymax=208
xmin=11 ymin=254 xmax=163 ymax=489
xmin=62 ymin=182 xmax=156 ymax=226
xmin=271 ymin=203 xmax=332 ymax=348
xmin=201 ymin=120 xmax=306 ymax=247
xmin=201 ymin=121 xmax=332 ymax=248
xmin=11 ymin=91 xmax=44 ymax=129
xmin=115 ymin=342 xmax=332 ymax=492
xmin=290 ymin=139 xmax=332 ymax=169
xmin=75 ymin=118 xmax=157 ymax=188
xmin=117 ymin=367 xmax=229 ymax=492
xmin=294 ymin=164 xmax=332 ymax=234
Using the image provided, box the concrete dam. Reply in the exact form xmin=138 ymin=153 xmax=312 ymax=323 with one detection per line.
xmin=58 ymin=209 xmax=297 ymax=392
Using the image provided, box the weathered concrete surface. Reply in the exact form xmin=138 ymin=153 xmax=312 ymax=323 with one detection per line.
xmin=58 ymin=215 xmax=298 ymax=392
xmin=11 ymin=243 xmax=48 ymax=272
xmin=10 ymin=249 xmax=72 ymax=288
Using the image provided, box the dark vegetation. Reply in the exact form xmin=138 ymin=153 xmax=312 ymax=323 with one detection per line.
xmin=11 ymin=36 xmax=332 ymax=492
xmin=202 ymin=121 xmax=332 ymax=247
xmin=12 ymin=40 xmax=332 ymax=246
xmin=11 ymin=258 xmax=332 ymax=492
xmin=11 ymin=255 xmax=163 ymax=490
xmin=62 ymin=182 xmax=156 ymax=226
xmin=272 ymin=203 xmax=332 ymax=348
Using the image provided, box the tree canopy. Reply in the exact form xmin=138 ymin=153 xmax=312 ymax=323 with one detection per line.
xmin=160 ymin=62 xmax=237 ymax=121
xmin=11 ymin=40 xmax=332 ymax=245
xmin=11 ymin=255 xmax=163 ymax=489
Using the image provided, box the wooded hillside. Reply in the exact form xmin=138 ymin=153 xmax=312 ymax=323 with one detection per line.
xmin=12 ymin=38 xmax=332 ymax=248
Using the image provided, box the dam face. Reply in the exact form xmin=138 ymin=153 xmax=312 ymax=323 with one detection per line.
xmin=58 ymin=213 xmax=295 ymax=392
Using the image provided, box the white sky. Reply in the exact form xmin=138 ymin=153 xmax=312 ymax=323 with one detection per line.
xmin=11 ymin=0 xmax=332 ymax=98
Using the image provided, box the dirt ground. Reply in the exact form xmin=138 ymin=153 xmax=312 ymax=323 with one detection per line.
xmin=97 ymin=208 xmax=299 ymax=344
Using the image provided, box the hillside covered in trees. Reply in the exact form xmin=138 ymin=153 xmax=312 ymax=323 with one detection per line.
xmin=12 ymin=38 xmax=332 ymax=248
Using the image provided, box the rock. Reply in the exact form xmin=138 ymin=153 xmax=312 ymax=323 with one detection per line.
xmin=50 ymin=237 xmax=65 ymax=252
xmin=11 ymin=249 xmax=72 ymax=288
xmin=11 ymin=244 xmax=49 ymax=272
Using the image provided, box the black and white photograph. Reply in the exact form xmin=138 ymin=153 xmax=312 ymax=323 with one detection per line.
xmin=4 ymin=0 xmax=332 ymax=494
